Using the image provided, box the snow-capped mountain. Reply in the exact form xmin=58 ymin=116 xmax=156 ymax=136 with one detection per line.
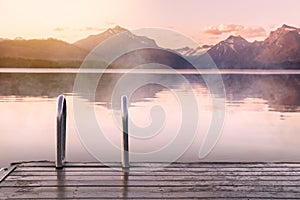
xmin=210 ymin=35 xmax=251 ymax=56
xmin=173 ymin=46 xmax=210 ymax=57
xmin=207 ymin=35 xmax=258 ymax=68
xmin=0 ymin=24 xmax=299 ymax=69
xmin=200 ymin=24 xmax=300 ymax=69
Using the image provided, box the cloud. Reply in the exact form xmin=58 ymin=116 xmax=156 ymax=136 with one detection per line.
xmin=238 ymin=26 xmax=267 ymax=38
xmin=80 ymin=27 xmax=107 ymax=31
xmin=53 ymin=27 xmax=64 ymax=31
xmin=202 ymin=27 xmax=222 ymax=35
xmin=203 ymin=24 xmax=267 ymax=38
xmin=203 ymin=24 xmax=242 ymax=35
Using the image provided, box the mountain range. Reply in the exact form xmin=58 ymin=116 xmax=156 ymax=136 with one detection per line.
xmin=208 ymin=24 xmax=300 ymax=69
xmin=0 ymin=24 xmax=299 ymax=69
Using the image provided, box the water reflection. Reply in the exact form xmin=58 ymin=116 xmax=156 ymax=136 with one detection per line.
xmin=119 ymin=171 xmax=129 ymax=198
xmin=0 ymin=73 xmax=75 ymax=97
xmin=55 ymin=170 xmax=66 ymax=199
xmin=1 ymin=70 xmax=300 ymax=166
xmin=0 ymin=72 xmax=299 ymax=112
xmin=220 ymin=74 xmax=300 ymax=112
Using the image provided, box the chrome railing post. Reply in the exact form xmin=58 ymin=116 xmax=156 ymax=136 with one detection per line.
xmin=121 ymin=96 xmax=130 ymax=168
xmin=56 ymin=94 xmax=67 ymax=169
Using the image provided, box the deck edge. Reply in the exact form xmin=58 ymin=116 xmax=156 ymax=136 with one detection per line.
xmin=0 ymin=165 xmax=17 ymax=183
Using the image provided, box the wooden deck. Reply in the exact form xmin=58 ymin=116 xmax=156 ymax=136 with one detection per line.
xmin=1 ymin=161 xmax=300 ymax=199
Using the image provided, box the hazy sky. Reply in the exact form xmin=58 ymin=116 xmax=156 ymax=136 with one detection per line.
xmin=0 ymin=0 xmax=299 ymax=45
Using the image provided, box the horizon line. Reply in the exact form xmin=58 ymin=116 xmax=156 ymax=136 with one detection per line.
xmin=1 ymin=23 xmax=298 ymax=46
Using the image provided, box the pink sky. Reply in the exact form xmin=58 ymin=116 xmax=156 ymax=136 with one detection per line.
xmin=0 ymin=0 xmax=299 ymax=45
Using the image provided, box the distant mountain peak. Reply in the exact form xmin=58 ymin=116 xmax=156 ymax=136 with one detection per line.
xmin=270 ymin=24 xmax=300 ymax=35
xmin=14 ymin=37 xmax=25 ymax=41
xmin=213 ymin=35 xmax=250 ymax=52
xmin=106 ymin=25 xmax=128 ymax=35
xmin=112 ymin=25 xmax=127 ymax=32
xmin=73 ymin=26 xmax=127 ymax=51
xmin=73 ymin=26 xmax=157 ymax=51
xmin=1 ymin=24 xmax=300 ymax=69
xmin=273 ymin=24 xmax=300 ymax=35
xmin=173 ymin=46 xmax=204 ymax=57
xmin=263 ymin=24 xmax=300 ymax=45
xmin=227 ymin=35 xmax=243 ymax=40
xmin=281 ymin=24 xmax=299 ymax=31
xmin=224 ymin=35 xmax=248 ymax=43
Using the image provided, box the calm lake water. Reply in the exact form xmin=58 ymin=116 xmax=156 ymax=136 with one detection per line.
xmin=1 ymin=69 xmax=300 ymax=167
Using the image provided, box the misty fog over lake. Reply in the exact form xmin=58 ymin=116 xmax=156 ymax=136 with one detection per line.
xmin=1 ymin=69 xmax=300 ymax=167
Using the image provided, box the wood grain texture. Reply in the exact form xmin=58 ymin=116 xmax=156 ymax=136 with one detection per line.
xmin=1 ymin=161 xmax=300 ymax=199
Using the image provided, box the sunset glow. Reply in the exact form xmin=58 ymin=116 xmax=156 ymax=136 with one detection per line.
xmin=1 ymin=0 xmax=300 ymax=45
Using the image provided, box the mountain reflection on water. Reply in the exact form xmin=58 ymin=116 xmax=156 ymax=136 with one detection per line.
xmin=0 ymin=71 xmax=299 ymax=113
xmin=1 ymin=69 xmax=300 ymax=167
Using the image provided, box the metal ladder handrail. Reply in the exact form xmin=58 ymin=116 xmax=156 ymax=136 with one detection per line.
xmin=55 ymin=94 xmax=130 ymax=169
xmin=121 ymin=95 xmax=130 ymax=168
xmin=56 ymin=94 xmax=67 ymax=168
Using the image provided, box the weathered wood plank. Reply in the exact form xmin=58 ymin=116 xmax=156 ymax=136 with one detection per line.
xmin=6 ymin=174 xmax=300 ymax=181
xmin=3 ymin=161 xmax=300 ymax=199
xmin=1 ymin=186 xmax=300 ymax=199
xmin=10 ymin=170 xmax=300 ymax=177
xmin=0 ymin=165 xmax=17 ymax=183
xmin=3 ymin=179 xmax=300 ymax=187
xmin=14 ymin=166 xmax=300 ymax=172
xmin=16 ymin=161 xmax=300 ymax=168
